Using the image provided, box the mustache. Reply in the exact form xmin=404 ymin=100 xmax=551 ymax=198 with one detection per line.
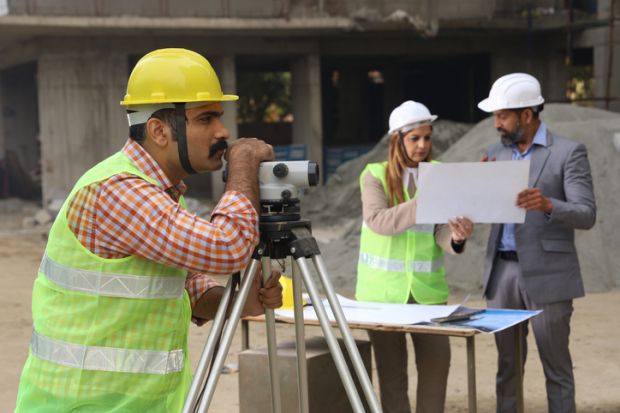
xmin=208 ymin=140 xmax=228 ymax=157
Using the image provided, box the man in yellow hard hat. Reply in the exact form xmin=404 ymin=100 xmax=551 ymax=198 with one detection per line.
xmin=15 ymin=48 xmax=283 ymax=412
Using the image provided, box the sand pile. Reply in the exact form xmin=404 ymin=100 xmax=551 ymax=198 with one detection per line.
xmin=300 ymin=120 xmax=473 ymax=292
xmin=302 ymin=120 xmax=473 ymax=224
xmin=307 ymin=104 xmax=620 ymax=296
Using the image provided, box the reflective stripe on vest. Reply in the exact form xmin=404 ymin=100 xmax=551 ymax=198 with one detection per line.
xmin=407 ymin=224 xmax=435 ymax=234
xmin=361 ymin=222 xmax=434 ymax=234
xmin=30 ymin=330 xmax=184 ymax=375
xmin=358 ymin=252 xmax=444 ymax=273
xmin=39 ymin=254 xmax=186 ymax=299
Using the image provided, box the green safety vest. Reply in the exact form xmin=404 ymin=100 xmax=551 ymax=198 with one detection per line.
xmin=15 ymin=151 xmax=192 ymax=412
xmin=355 ymin=162 xmax=448 ymax=304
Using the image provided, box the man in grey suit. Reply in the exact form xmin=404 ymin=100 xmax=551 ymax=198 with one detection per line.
xmin=478 ymin=73 xmax=596 ymax=413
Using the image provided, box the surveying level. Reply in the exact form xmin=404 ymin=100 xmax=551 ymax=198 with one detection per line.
xmin=182 ymin=161 xmax=381 ymax=413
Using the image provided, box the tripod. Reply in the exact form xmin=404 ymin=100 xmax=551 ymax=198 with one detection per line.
xmin=182 ymin=200 xmax=381 ymax=413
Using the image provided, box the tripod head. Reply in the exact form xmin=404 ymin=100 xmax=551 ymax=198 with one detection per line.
xmin=256 ymin=161 xmax=319 ymax=259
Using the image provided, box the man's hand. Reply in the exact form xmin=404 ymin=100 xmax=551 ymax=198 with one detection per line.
xmin=448 ymin=216 xmax=474 ymax=244
xmin=226 ymin=137 xmax=275 ymax=164
xmin=481 ymin=153 xmax=496 ymax=162
xmin=242 ymin=269 xmax=283 ymax=317
xmin=517 ymin=188 xmax=553 ymax=213
xmin=225 ymin=138 xmax=275 ymax=212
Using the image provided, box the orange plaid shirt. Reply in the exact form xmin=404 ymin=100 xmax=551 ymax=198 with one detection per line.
xmin=66 ymin=139 xmax=259 ymax=322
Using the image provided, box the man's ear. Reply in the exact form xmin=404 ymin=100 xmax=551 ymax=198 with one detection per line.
xmin=522 ymin=108 xmax=535 ymax=125
xmin=145 ymin=118 xmax=170 ymax=148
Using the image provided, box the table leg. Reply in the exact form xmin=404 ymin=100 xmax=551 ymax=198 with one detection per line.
xmin=466 ymin=336 xmax=477 ymax=413
xmin=515 ymin=322 xmax=524 ymax=413
xmin=242 ymin=319 xmax=249 ymax=351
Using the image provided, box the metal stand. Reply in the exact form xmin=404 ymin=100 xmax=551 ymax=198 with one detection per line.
xmin=182 ymin=217 xmax=382 ymax=413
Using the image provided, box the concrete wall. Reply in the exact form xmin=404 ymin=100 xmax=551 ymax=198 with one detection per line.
xmin=4 ymin=0 xmax=505 ymax=19
xmin=593 ymin=30 xmax=620 ymax=111
xmin=38 ymin=52 xmax=127 ymax=204
xmin=438 ymin=0 xmax=495 ymax=19
xmin=593 ymin=0 xmax=620 ymax=111
xmin=490 ymin=36 xmax=570 ymax=104
xmin=0 ymin=79 xmax=5 ymax=159
xmin=6 ymin=0 xmax=289 ymax=17
xmin=292 ymin=54 xmax=323 ymax=173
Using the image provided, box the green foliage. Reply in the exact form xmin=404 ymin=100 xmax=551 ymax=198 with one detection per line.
xmin=237 ymin=72 xmax=292 ymax=123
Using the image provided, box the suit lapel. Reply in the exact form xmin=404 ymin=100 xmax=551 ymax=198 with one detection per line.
xmin=529 ymin=130 xmax=552 ymax=187
xmin=496 ymin=144 xmax=513 ymax=161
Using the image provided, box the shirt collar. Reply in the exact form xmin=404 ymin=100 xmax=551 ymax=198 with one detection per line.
xmin=512 ymin=121 xmax=548 ymax=156
xmin=532 ymin=121 xmax=548 ymax=147
xmin=122 ymin=139 xmax=187 ymax=199
xmin=402 ymin=167 xmax=418 ymax=189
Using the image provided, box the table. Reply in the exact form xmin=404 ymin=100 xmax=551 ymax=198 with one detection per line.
xmin=241 ymin=316 xmax=526 ymax=413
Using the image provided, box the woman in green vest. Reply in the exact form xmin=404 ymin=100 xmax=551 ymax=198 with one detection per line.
xmin=356 ymin=100 xmax=474 ymax=413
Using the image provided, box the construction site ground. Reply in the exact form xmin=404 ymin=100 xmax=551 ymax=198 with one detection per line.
xmin=2 ymin=231 xmax=619 ymax=413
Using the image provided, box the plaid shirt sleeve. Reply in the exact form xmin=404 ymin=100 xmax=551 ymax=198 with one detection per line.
xmin=95 ymin=175 xmax=259 ymax=275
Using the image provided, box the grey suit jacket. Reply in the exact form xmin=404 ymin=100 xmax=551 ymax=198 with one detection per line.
xmin=482 ymin=129 xmax=596 ymax=305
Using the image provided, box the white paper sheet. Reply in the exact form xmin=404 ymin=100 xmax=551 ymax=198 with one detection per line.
xmin=415 ymin=161 xmax=530 ymax=224
xmin=275 ymin=295 xmax=459 ymax=326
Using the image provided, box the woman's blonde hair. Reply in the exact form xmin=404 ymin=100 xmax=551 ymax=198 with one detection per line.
xmin=385 ymin=130 xmax=433 ymax=207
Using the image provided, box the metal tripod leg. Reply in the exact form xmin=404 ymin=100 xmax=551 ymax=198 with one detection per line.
xmin=294 ymin=256 xmax=369 ymax=413
xmin=182 ymin=272 xmax=237 ymax=413
xmin=311 ymin=254 xmax=382 ymax=413
xmin=261 ymin=257 xmax=282 ymax=413
xmin=192 ymin=258 xmax=261 ymax=413
xmin=291 ymin=260 xmax=309 ymax=413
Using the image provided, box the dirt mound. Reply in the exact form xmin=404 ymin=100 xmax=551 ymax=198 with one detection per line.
xmin=307 ymin=104 xmax=620 ymax=296
xmin=441 ymin=104 xmax=620 ymax=295
xmin=302 ymin=120 xmax=473 ymax=225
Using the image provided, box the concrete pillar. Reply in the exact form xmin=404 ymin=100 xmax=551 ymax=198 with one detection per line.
xmin=211 ymin=55 xmax=237 ymax=199
xmin=532 ymin=52 xmax=570 ymax=104
xmin=382 ymin=64 xmax=404 ymax=127
xmin=491 ymin=51 xmax=569 ymax=104
xmin=292 ymin=54 xmax=323 ymax=176
xmin=38 ymin=52 xmax=128 ymax=204
xmin=334 ymin=66 xmax=366 ymax=145
xmin=0 ymin=80 xmax=5 ymax=159
xmin=0 ymin=78 xmax=6 ymax=198
xmin=592 ymin=0 xmax=620 ymax=112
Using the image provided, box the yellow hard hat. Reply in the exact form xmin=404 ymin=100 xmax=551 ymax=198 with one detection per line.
xmin=120 ymin=48 xmax=238 ymax=107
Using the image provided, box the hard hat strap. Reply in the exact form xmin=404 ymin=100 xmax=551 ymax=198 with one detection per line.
xmin=174 ymin=103 xmax=197 ymax=175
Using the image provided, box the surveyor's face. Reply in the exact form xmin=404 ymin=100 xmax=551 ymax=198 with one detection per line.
xmin=402 ymin=125 xmax=432 ymax=165
xmin=185 ymin=103 xmax=230 ymax=172
xmin=493 ymin=109 xmax=525 ymax=146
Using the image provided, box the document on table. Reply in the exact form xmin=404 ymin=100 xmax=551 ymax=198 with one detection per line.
xmin=415 ymin=161 xmax=530 ymax=224
xmin=275 ymin=295 xmax=459 ymax=326
xmin=418 ymin=308 xmax=543 ymax=334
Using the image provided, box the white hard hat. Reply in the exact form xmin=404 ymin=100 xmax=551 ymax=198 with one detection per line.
xmin=388 ymin=100 xmax=437 ymax=135
xmin=478 ymin=73 xmax=545 ymax=113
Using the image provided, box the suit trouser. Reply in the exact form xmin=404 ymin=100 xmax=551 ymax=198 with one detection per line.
xmin=486 ymin=255 xmax=576 ymax=413
xmin=368 ymin=329 xmax=450 ymax=413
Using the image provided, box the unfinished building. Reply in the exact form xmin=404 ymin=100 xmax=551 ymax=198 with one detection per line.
xmin=0 ymin=0 xmax=618 ymax=203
